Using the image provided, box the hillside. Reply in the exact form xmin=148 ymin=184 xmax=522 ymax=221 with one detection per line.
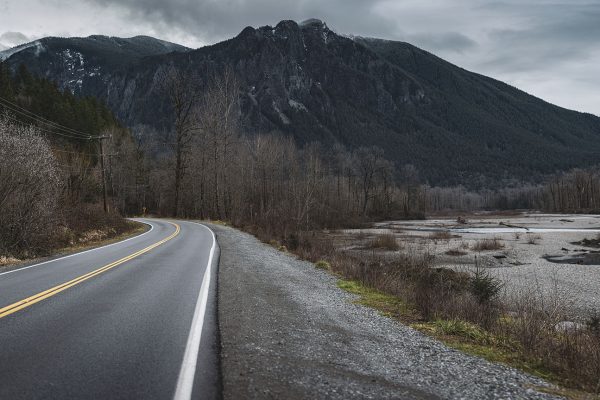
xmin=3 ymin=20 xmax=600 ymax=187
xmin=0 ymin=35 xmax=190 ymax=95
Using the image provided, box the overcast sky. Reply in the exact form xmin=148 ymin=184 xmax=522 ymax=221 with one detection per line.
xmin=1 ymin=0 xmax=598 ymax=116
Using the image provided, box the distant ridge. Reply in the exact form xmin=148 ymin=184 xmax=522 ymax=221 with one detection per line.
xmin=3 ymin=20 xmax=600 ymax=187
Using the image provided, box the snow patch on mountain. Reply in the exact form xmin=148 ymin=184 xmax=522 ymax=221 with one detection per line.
xmin=62 ymin=49 xmax=87 ymax=92
xmin=272 ymin=101 xmax=291 ymax=124
xmin=288 ymin=99 xmax=308 ymax=111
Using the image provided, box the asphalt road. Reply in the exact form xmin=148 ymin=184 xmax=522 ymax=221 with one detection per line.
xmin=0 ymin=218 xmax=220 ymax=400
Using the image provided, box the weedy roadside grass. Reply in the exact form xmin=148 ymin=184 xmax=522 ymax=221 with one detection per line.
xmin=337 ymin=280 xmax=420 ymax=322
xmin=337 ymin=278 xmax=599 ymax=400
xmin=315 ymin=260 xmax=331 ymax=270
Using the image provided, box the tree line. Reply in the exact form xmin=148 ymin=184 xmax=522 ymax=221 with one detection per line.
xmin=1 ymin=61 xmax=598 ymax=257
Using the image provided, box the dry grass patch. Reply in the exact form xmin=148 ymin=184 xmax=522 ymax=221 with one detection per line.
xmin=366 ymin=233 xmax=400 ymax=251
xmin=429 ymin=231 xmax=455 ymax=240
xmin=472 ymin=237 xmax=504 ymax=251
xmin=446 ymin=248 xmax=468 ymax=256
xmin=527 ymin=233 xmax=542 ymax=245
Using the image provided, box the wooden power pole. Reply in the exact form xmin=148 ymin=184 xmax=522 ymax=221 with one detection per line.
xmin=98 ymin=135 xmax=110 ymax=213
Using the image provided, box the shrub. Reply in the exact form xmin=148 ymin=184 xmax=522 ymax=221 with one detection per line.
xmin=469 ymin=266 xmax=503 ymax=305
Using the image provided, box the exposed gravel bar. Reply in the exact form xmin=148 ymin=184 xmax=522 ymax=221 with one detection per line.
xmin=210 ymin=223 xmax=562 ymax=400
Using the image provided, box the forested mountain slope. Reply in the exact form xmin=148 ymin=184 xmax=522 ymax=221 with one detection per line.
xmin=3 ymin=20 xmax=600 ymax=187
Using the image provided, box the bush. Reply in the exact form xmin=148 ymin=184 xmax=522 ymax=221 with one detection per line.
xmin=470 ymin=266 xmax=503 ymax=305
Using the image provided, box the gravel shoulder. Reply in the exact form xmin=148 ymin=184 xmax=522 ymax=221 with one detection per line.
xmin=210 ymin=224 xmax=562 ymax=400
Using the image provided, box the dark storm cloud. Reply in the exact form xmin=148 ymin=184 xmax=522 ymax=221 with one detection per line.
xmin=84 ymin=0 xmax=397 ymax=45
xmin=0 ymin=32 xmax=30 ymax=48
xmin=479 ymin=1 xmax=600 ymax=73
xmin=1 ymin=0 xmax=599 ymax=114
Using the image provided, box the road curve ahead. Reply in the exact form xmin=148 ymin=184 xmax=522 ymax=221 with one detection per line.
xmin=0 ymin=219 xmax=220 ymax=400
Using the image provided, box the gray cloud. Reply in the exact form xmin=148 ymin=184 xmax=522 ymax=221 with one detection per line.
xmin=83 ymin=0 xmax=396 ymax=45
xmin=405 ymin=32 xmax=477 ymax=54
xmin=0 ymin=32 xmax=30 ymax=48
xmin=0 ymin=0 xmax=598 ymax=115
xmin=480 ymin=2 xmax=600 ymax=73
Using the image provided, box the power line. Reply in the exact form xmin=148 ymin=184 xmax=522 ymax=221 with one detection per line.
xmin=1 ymin=113 xmax=98 ymax=140
xmin=0 ymin=102 xmax=95 ymax=140
xmin=0 ymin=96 xmax=102 ymax=140
xmin=0 ymin=95 xmax=98 ymax=139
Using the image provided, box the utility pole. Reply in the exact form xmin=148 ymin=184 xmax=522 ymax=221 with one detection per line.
xmin=97 ymin=135 xmax=110 ymax=213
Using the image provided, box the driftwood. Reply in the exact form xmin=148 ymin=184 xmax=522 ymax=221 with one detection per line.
xmin=499 ymin=222 xmax=530 ymax=231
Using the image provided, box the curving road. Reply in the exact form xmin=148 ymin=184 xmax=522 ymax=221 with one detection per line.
xmin=0 ymin=219 xmax=220 ymax=400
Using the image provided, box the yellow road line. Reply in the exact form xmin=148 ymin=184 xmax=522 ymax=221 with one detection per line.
xmin=0 ymin=222 xmax=180 ymax=319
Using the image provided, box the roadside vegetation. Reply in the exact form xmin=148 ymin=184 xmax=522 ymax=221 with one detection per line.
xmin=271 ymin=231 xmax=600 ymax=397
xmin=0 ymin=65 xmax=143 ymax=262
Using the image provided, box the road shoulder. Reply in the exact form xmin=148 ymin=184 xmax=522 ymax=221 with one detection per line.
xmin=211 ymin=223 xmax=561 ymax=400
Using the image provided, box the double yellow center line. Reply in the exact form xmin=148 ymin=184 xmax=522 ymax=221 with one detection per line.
xmin=0 ymin=222 xmax=180 ymax=319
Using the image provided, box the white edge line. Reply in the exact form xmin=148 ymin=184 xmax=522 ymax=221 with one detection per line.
xmin=173 ymin=222 xmax=216 ymax=400
xmin=0 ymin=219 xmax=155 ymax=277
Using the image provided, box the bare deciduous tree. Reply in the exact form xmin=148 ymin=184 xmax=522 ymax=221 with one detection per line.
xmin=0 ymin=115 xmax=60 ymax=255
xmin=158 ymin=64 xmax=201 ymax=217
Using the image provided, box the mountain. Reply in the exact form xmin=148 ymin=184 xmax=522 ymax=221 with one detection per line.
xmin=0 ymin=35 xmax=190 ymax=94
xmin=3 ymin=20 xmax=600 ymax=187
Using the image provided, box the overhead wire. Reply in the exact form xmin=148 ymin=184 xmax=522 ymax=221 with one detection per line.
xmin=1 ymin=113 xmax=99 ymax=140
xmin=0 ymin=95 xmax=98 ymax=139
xmin=0 ymin=95 xmax=102 ymax=140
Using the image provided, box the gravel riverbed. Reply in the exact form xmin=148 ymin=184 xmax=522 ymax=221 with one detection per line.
xmin=210 ymin=223 xmax=562 ymax=400
xmin=374 ymin=213 xmax=600 ymax=317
